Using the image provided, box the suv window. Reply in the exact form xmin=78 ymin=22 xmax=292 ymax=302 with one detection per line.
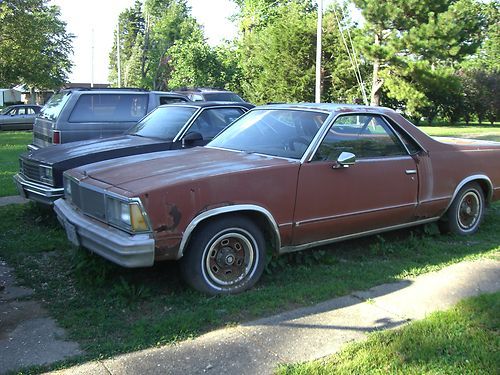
xmin=159 ymin=96 xmax=187 ymax=105
xmin=39 ymin=91 xmax=72 ymax=121
xmin=202 ymin=92 xmax=244 ymax=102
xmin=69 ymin=94 xmax=148 ymax=123
xmin=314 ymin=114 xmax=407 ymax=161
xmin=190 ymin=94 xmax=204 ymax=101
xmin=189 ymin=107 xmax=245 ymax=139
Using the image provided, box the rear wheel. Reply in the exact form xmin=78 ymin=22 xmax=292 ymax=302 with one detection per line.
xmin=180 ymin=216 xmax=266 ymax=295
xmin=439 ymin=182 xmax=485 ymax=235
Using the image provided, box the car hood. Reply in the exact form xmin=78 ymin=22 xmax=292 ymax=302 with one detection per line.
xmin=24 ymin=135 xmax=167 ymax=165
xmin=75 ymin=147 xmax=298 ymax=194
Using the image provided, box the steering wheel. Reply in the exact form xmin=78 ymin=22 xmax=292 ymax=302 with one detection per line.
xmin=288 ymin=137 xmax=310 ymax=151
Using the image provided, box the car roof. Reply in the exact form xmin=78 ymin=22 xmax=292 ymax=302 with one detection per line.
xmin=6 ymin=104 xmax=42 ymax=108
xmin=59 ymin=88 xmax=184 ymax=95
xmin=158 ymin=101 xmax=254 ymax=109
xmin=256 ymin=102 xmax=395 ymax=114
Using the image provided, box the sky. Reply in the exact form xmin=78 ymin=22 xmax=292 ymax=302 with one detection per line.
xmin=51 ymin=0 xmax=348 ymax=84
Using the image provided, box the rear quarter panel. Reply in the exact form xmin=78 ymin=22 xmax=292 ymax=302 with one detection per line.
xmin=417 ymin=140 xmax=500 ymax=217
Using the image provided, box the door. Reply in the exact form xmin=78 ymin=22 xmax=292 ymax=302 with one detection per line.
xmin=293 ymin=114 xmax=419 ymax=245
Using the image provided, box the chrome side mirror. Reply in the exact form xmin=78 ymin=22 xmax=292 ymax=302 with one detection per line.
xmin=334 ymin=152 xmax=356 ymax=168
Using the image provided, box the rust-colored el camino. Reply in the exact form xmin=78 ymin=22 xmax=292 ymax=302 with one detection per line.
xmin=54 ymin=103 xmax=500 ymax=294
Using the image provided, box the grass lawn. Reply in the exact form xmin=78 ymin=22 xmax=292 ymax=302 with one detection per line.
xmin=0 ymin=202 xmax=498 ymax=372
xmin=0 ymin=131 xmax=31 ymax=197
xmin=278 ymin=292 xmax=499 ymax=374
xmin=419 ymin=126 xmax=500 ymax=142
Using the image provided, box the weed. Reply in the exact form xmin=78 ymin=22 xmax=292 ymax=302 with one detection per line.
xmin=111 ymin=277 xmax=152 ymax=306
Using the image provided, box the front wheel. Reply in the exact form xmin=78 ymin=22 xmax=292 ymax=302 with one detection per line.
xmin=439 ymin=182 xmax=485 ymax=235
xmin=180 ymin=216 xmax=266 ymax=295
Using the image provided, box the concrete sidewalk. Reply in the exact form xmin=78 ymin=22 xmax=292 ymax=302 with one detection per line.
xmin=0 ymin=195 xmax=28 ymax=207
xmin=47 ymin=257 xmax=500 ymax=375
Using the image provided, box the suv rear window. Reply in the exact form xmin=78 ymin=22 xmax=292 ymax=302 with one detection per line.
xmin=38 ymin=91 xmax=71 ymax=121
xmin=69 ymin=94 xmax=148 ymax=123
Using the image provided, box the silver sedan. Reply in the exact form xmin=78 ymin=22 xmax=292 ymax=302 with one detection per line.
xmin=0 ymin=104 xmax=42 ymax=130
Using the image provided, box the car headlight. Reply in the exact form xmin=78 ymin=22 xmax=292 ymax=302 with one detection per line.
xmin=40 ymin=165 xmax=53 ymax=185
xmin=106 ymin=196 xmax=149 ymax=233
xmin=63 ymin=176 xmax=72 ymax=199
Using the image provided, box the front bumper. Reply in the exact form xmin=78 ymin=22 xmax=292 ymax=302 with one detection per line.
xmin=14 ymin=173 xmax=64 ymax=205
xmin=54 ymin=198 xmax=155 ymax=268
xmin=27 ymin=144 xmax=40 ymax=151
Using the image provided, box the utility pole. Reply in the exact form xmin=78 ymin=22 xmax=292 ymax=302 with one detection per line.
xmin=315 ymin=0 xmax=323 ymax=103
xmin=91 ymin=28 xmax=94 ymax=88
xmin=117 ymin=22 xmax=121 ymax=87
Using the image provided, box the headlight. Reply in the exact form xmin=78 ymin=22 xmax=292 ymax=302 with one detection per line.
xmin=63 ymin=176 xmax=72 ymax=199
xmin=106 ymin=196 xmax=149 ymax=233
xmin=40 ymin=165 xmax=53 ymax=185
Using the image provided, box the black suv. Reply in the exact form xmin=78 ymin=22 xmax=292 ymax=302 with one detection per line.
xmin=30 ymin=88 xmax=189 ymax=150
xmin=173 ymin=88 xmax=245 ymax=102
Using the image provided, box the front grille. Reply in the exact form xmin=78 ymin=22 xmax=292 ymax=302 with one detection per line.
xmin=21 ymin=160 xmax=41 ymax=182
xmin=71 ymin=182 xmax=106 ymax=221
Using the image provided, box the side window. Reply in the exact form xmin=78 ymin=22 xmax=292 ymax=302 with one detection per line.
xmin=159 ymin=96 xmax=188 ymax=105
xmin=26 ymin=108 xmax=35 ymax=115
xmin=17 ymin=108 xmax=26 ymax=115
xmin=188 ymin=108 xmax=245 ymax=140
xmin=314 ymin=114 xmax=407 ymax=161
xmin=384 ymin=117 xmax=421 ymax=155
xmin=69 ymin=94 xmax=148 ymax=122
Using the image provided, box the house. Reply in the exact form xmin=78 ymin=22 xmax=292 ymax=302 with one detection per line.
xmin=0 ymin=88 xmax=22 ymax=107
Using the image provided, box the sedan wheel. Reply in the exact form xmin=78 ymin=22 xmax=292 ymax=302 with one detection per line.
xmin=181 ymin=216 xmax=266 ymax=295
xmin=439 ymin=182 xmax=485 ymax=235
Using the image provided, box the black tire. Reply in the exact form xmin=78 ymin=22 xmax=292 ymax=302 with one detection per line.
xmin=439 ymin=182 xmax=485 ymax=235
xmin=180 ymin=216 xmax=266 ymax=295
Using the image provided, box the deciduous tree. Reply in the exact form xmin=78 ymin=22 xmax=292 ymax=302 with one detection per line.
xmin=0 ymin=0 xmax=73 ymax=90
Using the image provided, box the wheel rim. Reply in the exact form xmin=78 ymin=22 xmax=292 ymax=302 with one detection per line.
xmin=457 ymin=191 xmax=481 ymax=231
xmin=203 ymin=230 xmax=257 ymax=289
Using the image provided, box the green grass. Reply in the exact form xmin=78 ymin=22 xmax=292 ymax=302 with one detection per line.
xmin=420 ymin=126 xmax=500 ymax=142
xmin=0 ymin=131 xmax=32 ymax=196
xmin=0 ymin=202 xmax=498 ymax=372
xmin=278 ymin=292 xmax=500 ymax=374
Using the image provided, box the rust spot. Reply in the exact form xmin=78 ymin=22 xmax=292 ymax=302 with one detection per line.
xmin=200 ymin=201 xmax=235 ymax=213
xmin=155 ymin=204 xmax=181 ymax=232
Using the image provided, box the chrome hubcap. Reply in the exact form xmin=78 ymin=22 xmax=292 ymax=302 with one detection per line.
xmin=457 ymin=191 xmax=480 ymax=230
xmin=205 ymin=232 xmax=254 ymax=287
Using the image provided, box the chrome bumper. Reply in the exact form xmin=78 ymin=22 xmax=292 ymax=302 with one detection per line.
xmin=13 ymin=173 xmax=64 ymax=205
xmin=54 ymin=198 xmax=155 ymax=268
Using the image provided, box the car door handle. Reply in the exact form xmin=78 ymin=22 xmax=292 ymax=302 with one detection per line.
xmin=405 ymin=169 xmax=417 ymax=175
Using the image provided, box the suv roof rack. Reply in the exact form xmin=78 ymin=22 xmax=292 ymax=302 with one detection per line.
xmin=74 ymin=87 xmax=148 ymax=92
xmin=173 ymin=87 xmax=227 ymax=92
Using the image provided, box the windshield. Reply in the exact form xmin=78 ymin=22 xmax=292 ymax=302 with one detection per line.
xmin=0 ymin=106 xmax=12 ymax=115
xmin=208 ymin=109 xmax=329 ymax=159
xmin=128 ymin=106 xmax=198 ymax=140
xmin=38 ymin=91 xmax=71 ymax=121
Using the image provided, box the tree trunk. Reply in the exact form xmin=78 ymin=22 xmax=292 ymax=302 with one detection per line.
xmin=370 ymin=33 xmax=383 ymax=106
xmin=29 ymin=87 xmax=36 ymax=104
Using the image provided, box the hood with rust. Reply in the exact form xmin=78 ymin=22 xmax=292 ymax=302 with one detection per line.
xmin=72 ymin=147 xmax=298 ymax=195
